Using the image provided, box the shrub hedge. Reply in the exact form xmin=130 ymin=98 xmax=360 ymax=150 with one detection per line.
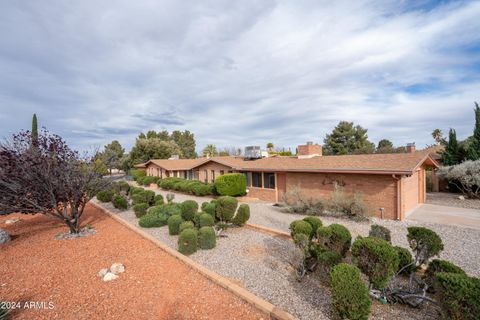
xmin=214 ymin=173 xmax=247 ymax=196
xmin=112 ymin=195 xmax=128 ymax=210
xmin=198 ymin=226 xmax=216 ymax=249
xmin=435 ymin=272 xmax=480 ymax=320
xmin=129 ymin=169 xmax=146 ymax=181
xmin=232 ymin=204 xmax=250 ymax=226
xmin=133 ymin=203 xmax=149 ymax=218
xmin=97 ymin=190 xmax=114 ymax=202
xmin=216 ymin=196 xmax=238 ymax=222
xmin=178 ymin=228 xmax=198 ymax=255
xmin=167 ymin=215 xmax=184 ymax=235
xmin=352 ymin=236 xmax=399 ymax=289
xmin=159 ymin=177 xmax=215 ymax=196
xmin=330 ymin=263 xmax=371 ymax=320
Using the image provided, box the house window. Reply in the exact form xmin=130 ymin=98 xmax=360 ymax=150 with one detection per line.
xmin=184 ymin=171 xmax=188 ymax=179
xmin=220 ymin=170 xmax=225 ymax=175
xmin=211 ymin=170 xmax=215 ymax=183
xmin=264 ymin=172 xmax=275 ymax=189
xmin=204 ymin=170 xmax=208 ymax=183
xmin=188 ymin=170 xmax=193 ymax=180
xmin=243 ymin=172 xmax=251 ymax=187
xmin=157 ymin=168 xmax=160 ymax=177
xmin=252 ymin=172 xmax=262 ymax=188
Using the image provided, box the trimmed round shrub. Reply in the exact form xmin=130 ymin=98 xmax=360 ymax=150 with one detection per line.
xmin=290 ymin=220 xmax=313 ymax=238
xmin=199 ymin=213 xmax=214 ymax=227
xmin=181 ymin=200 xmax=199 ymax=221
xmin=435 ymin=272 xmax=480 ymax=320
xmin=394 ymin=246 xmax=415 ymax=275
xmin=139 ymin=213 xmax=169 ymax=228
xmin=112 ymin=195 xmax=128 ymax=210
xmin=178 ymin=228 xmax=198 ymax=255
xmin=426 ymin=259 xmax=466 ymax=291
xmin=317 ymin=224 xmax=352 ymax=257
xmin=143 ymin=190 xmax=156 ymax=205
xmin=112 ymin=180 xmax=130 ymax=195
xmin=330 ymin=263 xmax=371 ymax=320
xmin=154 ymin=194 xmax=164 ymax=205
xmin=203 ymin=202 xmax=217 ymax=217
xmin=147 ymin=205 xmax=164 ymax=216
xmin=407 ymin=226 xmax=444 ymax=264
xmin=369 ymin=224 xmax=391 ymax=243
xmin=163 ymin=203 xmax=182 ymax=216
xmin=179 ymin=221 xmax=195 ymax=233
xmin=303 ymin=216 xmax=322 ymax=234
xmin=133 ymin=203 xmax=149 ymax=218
xmin=352 ymin=236 xmax=399 ymax=289
xmin=215 ymin=196 xmax=238 ymax=222
xmin=130 ymin=187 xmax=144 ymax=195
xmin=316 ymin=249 xmax=342 ymax=273
xmin=167 ymin=215 xmax=184 ymax=235
xmin=214 ymin=173 xmax=247 ymax=196
xmin=201 ymin=201 xmax=209 ymax=211
xmin=232 ymin=204 xmax=250 ymax=226
xmin=131 ymin=190 xmax=155 ymax=205
xmin=97 ymin=190 xmax=114 ymax=202
xmin=198 ymin=226 xmax=216 ymax=249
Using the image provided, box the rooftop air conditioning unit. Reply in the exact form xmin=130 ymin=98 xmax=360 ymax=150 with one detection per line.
xmin=244 ymin=146 xmax=262 ymax=160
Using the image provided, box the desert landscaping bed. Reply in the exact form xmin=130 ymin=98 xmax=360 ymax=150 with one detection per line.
xmin=426 ymin=192 xmax=480 ymax=210
xmin=97 ymin=198 xmax=443 ymax=320
xmin=0 ymin=206 xmax=267 ymax=320
xmin=133 ymin=185 xmax=480 ymax=278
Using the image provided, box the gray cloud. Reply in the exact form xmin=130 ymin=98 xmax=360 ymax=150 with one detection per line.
xmin=0 ymin=0 xmax=479 ymax=153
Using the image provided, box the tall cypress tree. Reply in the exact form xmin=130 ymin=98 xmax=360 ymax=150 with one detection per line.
xmin=468 ymin=102 xmax=480 ymax=160
xmin=31 ymin=113 xmax=38 ymax=147
xmin=442 ymin=128 xmax=460 ymax=165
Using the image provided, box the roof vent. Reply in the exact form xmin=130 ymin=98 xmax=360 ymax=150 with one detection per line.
xmin=168 ymin=155 xmax=179 ymax=160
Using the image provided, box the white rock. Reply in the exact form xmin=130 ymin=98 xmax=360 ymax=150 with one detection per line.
xmin=110 ymin=263 xmax=125 ymax=275
xmin=5 ymin=218 xmax=21 ymax=225
xmin=0 ymin=228 xmax=10 ymax=244
xmin=103 ymin=272 xmax=119 ymax=282
xmin=458 ymin=195 xmax=466 ymax=200
xmin=97 ymin=268 xmax=109 ymax=277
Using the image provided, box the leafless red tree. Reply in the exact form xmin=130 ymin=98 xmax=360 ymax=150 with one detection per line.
xmin=0 ymin=129 xmax=110 ymax=233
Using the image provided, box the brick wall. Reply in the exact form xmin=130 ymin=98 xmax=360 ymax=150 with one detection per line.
xmin=285 ymin=172 xmax=398 ymax=219
xmin=247 ymin=187 xmax=277 ymax=202
xmin=196 ymin=162 xmax=235 ymax=184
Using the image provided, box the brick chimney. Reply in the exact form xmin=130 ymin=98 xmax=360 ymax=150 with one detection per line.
xmin=297 ymin=142 xmax=322 ymax=159
xmin=406 ymin=143 xmax=416 ymax=153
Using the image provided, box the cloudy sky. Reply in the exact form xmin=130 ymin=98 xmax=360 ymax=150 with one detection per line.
xmin=0 ymin=0 xmax=479 ymax=153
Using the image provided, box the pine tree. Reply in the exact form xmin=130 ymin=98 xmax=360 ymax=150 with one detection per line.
xmin=323 ymin=121 xmax=375 ymax=155
xmin=31 ymin=113 xmax=38 ymax=147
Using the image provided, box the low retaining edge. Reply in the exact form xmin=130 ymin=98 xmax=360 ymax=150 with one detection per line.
xmin=90 ymin=202 xmax=296 ymax=320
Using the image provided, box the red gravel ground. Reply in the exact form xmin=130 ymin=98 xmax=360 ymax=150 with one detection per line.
xmin=0 ymin=205 xmax=267 ymax=320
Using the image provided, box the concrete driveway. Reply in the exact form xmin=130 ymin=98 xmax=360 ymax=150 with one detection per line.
xmin=407 ymin=204 xmax=480 ymax=230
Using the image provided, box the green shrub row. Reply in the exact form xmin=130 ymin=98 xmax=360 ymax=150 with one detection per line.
xmin=159 ymin=177 xmax=215 ymax=196
xmin=214 ymin=173 xmax=246 ymax=196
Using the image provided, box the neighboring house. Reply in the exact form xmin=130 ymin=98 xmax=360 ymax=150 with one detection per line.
xmin=135 ymin=143 xmax=439 ymax=220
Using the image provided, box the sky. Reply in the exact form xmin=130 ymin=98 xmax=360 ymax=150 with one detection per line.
xmin=0 ymin=0 xmax=479 ymax=153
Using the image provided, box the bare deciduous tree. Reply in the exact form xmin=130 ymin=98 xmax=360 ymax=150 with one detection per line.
xmin=0 ymin=129 xmax=110 ymax=233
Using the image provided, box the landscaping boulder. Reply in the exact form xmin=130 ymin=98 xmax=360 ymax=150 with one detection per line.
xmin=0 ymin=228 xmax=11 ymax=244
xmin=5 ymin=218 xmax=21 ymax=225
xmin=103 ymin=272 xmax=119 ymax=282
xmin=97 ymin=268 xmax=109 ymax=277
xmin=110 ymin=263 xmax=125 ymax=275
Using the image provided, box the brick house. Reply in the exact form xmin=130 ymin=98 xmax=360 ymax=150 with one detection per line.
xmin=135 ymin=143 xmax=439 ymax=220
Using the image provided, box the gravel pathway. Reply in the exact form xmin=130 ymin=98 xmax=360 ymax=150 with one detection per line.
xmin=96 ymin=197 xmax=442 ymax=320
